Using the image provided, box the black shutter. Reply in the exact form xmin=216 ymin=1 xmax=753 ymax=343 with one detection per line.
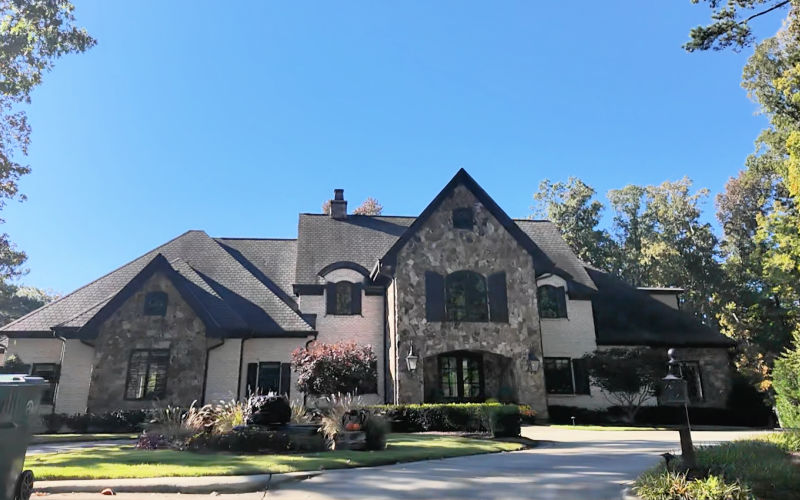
xmin=488 ymin=272 xmax=508 ymax=322
xmin=572 ymin=358 xmax=591 ymax=395
xmin=557 ymin=287 xmax=568 ymax=317
xmin=246 ymin=362 xmax=258 ymax=397
xmin=325 ymin=282 xmax=337 ymax=315
xmin=425 ymin=271 xmax=445 ymax=322
xmin=351 ymin=283 xmax=362 ymax=315
xmin=280 ymin=363 xmax=291 ymax=397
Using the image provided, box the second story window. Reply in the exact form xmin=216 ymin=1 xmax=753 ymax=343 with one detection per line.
xmin=538 ymin=285 xmax=567 ymax=318
xmin=144 ymin=291 xmax=168 ymax=316
xmin=425 ymin=270 xmax=508 ymax=323
xmin=325 ymin=281 xmax=362 ymax=315
xmin=452 ymin=208 xmax=474 ymax=230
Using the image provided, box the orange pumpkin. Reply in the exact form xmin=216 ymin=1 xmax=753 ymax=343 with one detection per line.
xmin=345 ymin=423 xmax=361 ymax=431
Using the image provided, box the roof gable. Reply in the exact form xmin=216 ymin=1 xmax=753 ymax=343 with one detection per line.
xmin=377 ymin=169 xmax=556 ymax=277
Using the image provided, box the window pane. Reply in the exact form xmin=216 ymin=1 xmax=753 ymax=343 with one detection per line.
xmin=257 ymin=362 xmax=281 ymax=394
xmin=463 ymin=358 xmax=481 ymax=398
xmin=335 ymin=282 xmax=352 ymax=315
xmin=538 ymin=286 xmax=566 ymax=318
xmin=446 ymin=271 xmax=488 ymax=322
xmin=144 ymin=292 xmax=168 ymax=316
xmin=126 ymin=351 xmax=150 ymax=400
xmin=146 ymin=350 xmax=169 ymax=398
xmin=440 ymin=356 xmax=457 ymax=398
xmin=544 ymin=358 xmax=574 ymax=394
xmin=31 ymin=364 xmax=59 ymax=404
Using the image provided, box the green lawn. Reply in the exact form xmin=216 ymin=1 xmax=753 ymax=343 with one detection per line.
xmin=26 ymin=434 xmax=523 ymax=480
xmin=31 ymin=433 xmax=138 ymax=444
xmin=548 ymin=424 xmax=669 ymax=431
xmin=635 ymin=431 xmax=800 ymax=500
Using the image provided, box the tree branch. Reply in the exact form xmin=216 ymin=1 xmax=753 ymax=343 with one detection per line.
xmin=743 ymin=0 xmax=791 ymax=24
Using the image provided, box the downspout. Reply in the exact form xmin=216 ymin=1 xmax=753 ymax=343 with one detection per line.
xmin=382 ymin=285 xmax=389 ymax=404
xmin=393 ymin=276 xmax=400 ymax=405
xmin=53 ymin=333 xmax=66 ymax=416
xmin=201 ymin=337 xmax=224 ymax=405
xmin=236 ymin=336 xmax=248 ymax=400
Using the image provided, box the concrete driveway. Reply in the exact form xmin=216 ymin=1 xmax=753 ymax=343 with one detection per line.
xmin=36 ymin=427 xmax=766 ymax=500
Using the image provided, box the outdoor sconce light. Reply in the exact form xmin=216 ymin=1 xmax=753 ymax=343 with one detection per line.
xmin=527 ymin=350 xmax=541 ymax=373
xmin=405 ymin=344 xmax=419 ymax=372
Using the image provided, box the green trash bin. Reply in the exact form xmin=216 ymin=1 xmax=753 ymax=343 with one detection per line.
xmin=0 ymin=375 xmax=47 ymax=500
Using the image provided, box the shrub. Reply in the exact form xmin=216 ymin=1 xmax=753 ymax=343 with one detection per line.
xmin=186 ymin=426 xmax=291 ymax=453
xmin=91 ymin=409 xmax=151 ymax=432
xmin=635 ymin=469 xmax=751 ymax=500
xmin=212 ymin=400 xmax=246 ymax=434
xmin=319 ymin=393 xmax=363 ymax=443
xmin=136 ymin=431 xmax=171 ymax=450
xmin=64 ymin=413 xmax=90 ymax=433
xmin=41 ymin=413 xmax=65 ymax=433
xmin=547 ymin=404 xmax=775 ymax=428
xmin=370 ymin=403 xmax=520 ymax=437
xmin=363 ymin=414 xmax=389 ymax=450
xmin=773 ymin=338 xmax=800 ymax=429
xmin=292 ymin=341 xmax=377 ymax=395
xmin=518 ymin=404 xmax=536 ymax=425
xmin=246 ymin=394 xmax=291 ymax=425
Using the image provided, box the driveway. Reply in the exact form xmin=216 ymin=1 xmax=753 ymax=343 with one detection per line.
xmin=35 ymin=427 xmax=765 ymax=500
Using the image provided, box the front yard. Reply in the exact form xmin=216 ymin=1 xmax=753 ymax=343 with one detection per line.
xmin=26 ymin=433 xmax=523 ymax=480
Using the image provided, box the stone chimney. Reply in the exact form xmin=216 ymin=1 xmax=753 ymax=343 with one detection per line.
xmin=329 ymin=189 xmax=347 ymax=219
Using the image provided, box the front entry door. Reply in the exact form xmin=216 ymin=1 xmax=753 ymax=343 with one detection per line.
xmin=438 ymin=352 xmax=484 ymax=402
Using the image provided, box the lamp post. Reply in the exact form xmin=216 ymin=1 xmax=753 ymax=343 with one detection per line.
xmin=661 ymin=348 xmax=696 ymax=468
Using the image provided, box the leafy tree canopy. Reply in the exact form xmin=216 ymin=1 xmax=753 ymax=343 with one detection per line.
xmin=684 ymin=0 xmax=793 ymax=52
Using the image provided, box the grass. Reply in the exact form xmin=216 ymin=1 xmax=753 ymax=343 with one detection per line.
xmin=26 ymin=433 xmax=523 ymax=480
xmin=31 ymin=433 xmax=139 ymax=444
xmin=635 ymin=431 xmax=800 ymax=500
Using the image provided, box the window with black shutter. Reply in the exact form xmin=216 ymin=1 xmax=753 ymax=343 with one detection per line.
xmin=325 ymin=281 xmax=361 ymax=315
xmin=30 ymin=363 xmax=60 ymax=404
xmin=544 ymin=357 xmax=592 ymax=395
xmin=572 ymin=358 xmax=591 ymax=395
xmin=487 ymin=272 xmax=508 ymax=323
xmin=425 ymin=271 xmax=445 ymax=322
xmin=247 ymin=362 xmax=292 ymax=396
xmin=125 ymin=349 xmax=169 ymax=400
xmin=445 ymin=271 xmax=488 ymax=322
xmin=538 ymin=285 xmax=567 ymax=318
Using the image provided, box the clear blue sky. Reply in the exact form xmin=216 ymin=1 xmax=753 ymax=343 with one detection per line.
xmin=6 ymin=1 xmax=783 ymax=293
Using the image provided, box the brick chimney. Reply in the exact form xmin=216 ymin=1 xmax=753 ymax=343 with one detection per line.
xmin=329 ymin=189 xmax=347 ymax=219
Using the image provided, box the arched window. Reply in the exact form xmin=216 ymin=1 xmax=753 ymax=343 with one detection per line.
xmin=325 ymin=281 xmax=362 ymax=315
xmin=445 ymin=271 xmax=488 ymax=322
xmin=538 ymin=285 xmax=567 ymax=318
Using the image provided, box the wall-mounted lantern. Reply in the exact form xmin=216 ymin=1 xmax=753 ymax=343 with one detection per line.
xmin=527 ymin=350 xmax=541 ymax=373
xmin=405 ymin=344 xmax=418 ymax=372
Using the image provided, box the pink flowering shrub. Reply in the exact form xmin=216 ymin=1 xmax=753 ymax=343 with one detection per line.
xmin=291 ymin=341 xmax=377 ymax=395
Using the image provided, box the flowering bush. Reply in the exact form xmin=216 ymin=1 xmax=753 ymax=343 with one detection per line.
xmin=291 ymin=341 xmax=377 ymax=395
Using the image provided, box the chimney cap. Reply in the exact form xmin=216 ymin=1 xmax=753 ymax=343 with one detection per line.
xmin=334 ymin=189 xmax=344 ymax=201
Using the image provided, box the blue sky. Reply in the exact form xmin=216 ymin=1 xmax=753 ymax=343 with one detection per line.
xmin=6 ymin=1 xmax=784 ymax=293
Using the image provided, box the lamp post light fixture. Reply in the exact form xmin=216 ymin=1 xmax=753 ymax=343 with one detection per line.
xmin=661 ymin=347 xmax=696 ymax=468
xmin=527 ymin=350 xmax=541 ymax=373
xmin=405 ymin=344 xmax=418 ymax=372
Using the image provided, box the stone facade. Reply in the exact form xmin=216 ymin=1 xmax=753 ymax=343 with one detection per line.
xmin=671 ymin=347 xmax=733 ymax=408
xmin=87 ymin=272 xmax=208 ymax=412
xmin=391 ymin=184 xmax=549 ymax=416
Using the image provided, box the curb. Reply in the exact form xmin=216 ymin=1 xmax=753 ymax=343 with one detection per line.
xmin=621 ymin=486 xmax=640 ymax=500
xmin=34 ymin=472 xmax=320 ymax=494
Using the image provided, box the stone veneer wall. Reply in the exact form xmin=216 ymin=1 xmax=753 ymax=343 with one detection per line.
xmin=392 ymin=184 xmax=549 ymax=416
xmin=87 ymin=272 xmax=208 ymax=412
xmin=672 ymin=346 xmax=733 ymax=408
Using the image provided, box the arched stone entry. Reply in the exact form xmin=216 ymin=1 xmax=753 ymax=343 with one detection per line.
xmin=423 ymin=350 xmax=517 ymax=403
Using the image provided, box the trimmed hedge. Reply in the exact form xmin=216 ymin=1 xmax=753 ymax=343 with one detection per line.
xmin=51 ymin=410 xmax=154 ymax=433
xmin=548 ymin=404 xmax=775 ymax=428
xmin=369 ymin=403 xmax=521 ymax=437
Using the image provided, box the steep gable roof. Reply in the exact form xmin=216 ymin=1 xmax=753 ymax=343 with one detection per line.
xmin=2 ymin=231 xmax=313 ymax=336
xmin=375 ymin=169 xmax=563 ymax=281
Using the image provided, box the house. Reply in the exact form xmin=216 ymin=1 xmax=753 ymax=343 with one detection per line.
xmin=0 ymin=169 xmax=734 ymax=419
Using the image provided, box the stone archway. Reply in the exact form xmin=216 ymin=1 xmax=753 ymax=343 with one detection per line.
xmin=423 ymin=350 xmax=517 ymax=403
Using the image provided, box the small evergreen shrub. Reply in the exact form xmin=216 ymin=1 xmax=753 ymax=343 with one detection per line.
xmin=64 ymin=413 xmax=90 ymax=433
xmin=41 ymin=413 xmax=65 ymax=433
xmin=369 ymin=403 xmax=520 ymax=437
xmin=363 ymin=414 xmax=389 ymax=450
xmin=246 ymin=394 xmax=291 ymax=425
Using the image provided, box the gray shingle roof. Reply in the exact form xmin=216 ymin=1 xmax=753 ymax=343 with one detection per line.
xmin=2 ymin=231 xmax=313 ymax=336
xmin=514 ymin=220 xmax=597 ymax=291
xmin=295 ymin=215 xmax=415 ymax=284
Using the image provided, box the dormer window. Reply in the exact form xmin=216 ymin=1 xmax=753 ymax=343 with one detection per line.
xmin=325 ymin=281 xmax=362 ymax=315
xmin=538 ymin=285 xmax=567 ymax=318
xmin=452 ymin=208 xmax=474 ymax=230
xmin=144 ymin=291 xmax=168 ymax=316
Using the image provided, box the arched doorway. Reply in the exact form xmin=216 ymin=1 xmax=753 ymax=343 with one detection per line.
xmin=423 ymin=350 xmax=517 ymax=403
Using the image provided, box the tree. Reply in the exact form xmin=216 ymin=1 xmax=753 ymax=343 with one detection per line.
xmin=684 ymin=0 xmax=793 ymax=52
xmin=0 ymin=284 xmax=57 ymax=325
xmin=532 ymin=178 xmax=616 ymax=270
xmin=0 ymin=0 xmax=94 ymax=308
xmin=583 ymin=348 xmax=666 ymax=423
xmin=607 ymin=185 xmax=650 ymax=286
xmin=352 ymin=197 xmax=383 ymax=216
xmin=772 ymin=332 xmax=800 ymax=427
xmin=291 ymin=341 xmax=377 ymax=395
xmin=321 ymin=197 xmax=383 ymax=215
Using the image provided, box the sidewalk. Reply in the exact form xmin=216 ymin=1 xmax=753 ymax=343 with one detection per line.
xmin=35 ymin=472 xmax=320 ymax=494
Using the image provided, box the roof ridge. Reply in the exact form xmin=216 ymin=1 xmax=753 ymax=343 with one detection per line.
xmin=214 ymin=237 xmax=297 ymax=242
xmin=1 ymin=230 xmax=203 ymax=331
xmin=298 ymin=213 xmax=417 ymax=219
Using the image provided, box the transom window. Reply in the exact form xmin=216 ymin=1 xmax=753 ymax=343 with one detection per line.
xmin=144 ymin=291 xmax=168 ymax=316
xmin=439 ymin=352 xmax=484 ymax=401
xmin=125 ymin=349 xmax=169 ymax=400
xmin=538 ymin=285 xmax=567 ymax=318
xmin=445 ymin=271 xmax=488 ymax=322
